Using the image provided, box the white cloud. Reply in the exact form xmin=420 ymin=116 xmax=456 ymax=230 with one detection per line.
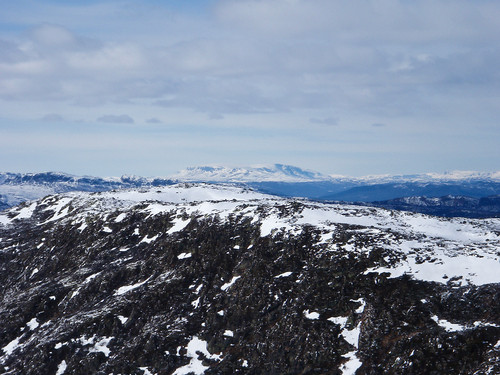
xmin=0 ymin=1 xmax=499 ymax=175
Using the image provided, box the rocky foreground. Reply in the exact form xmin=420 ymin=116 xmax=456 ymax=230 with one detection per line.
xmin=0 ymin=184 xmax=499 ymax=374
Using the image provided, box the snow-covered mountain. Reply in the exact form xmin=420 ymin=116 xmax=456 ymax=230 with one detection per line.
xmin=171 ymin=164 xmax=329 ymax=182
xmin=0 ymin=172 xmax=175 ymax=209
xmin=172 ymin=165 xmax=500 ymax=184
xmin=345 ymin=170 xmax=500 ymax=184
xmin=2 ymin=167 xmax=500 ymax=217
xmin=0 ymin=183 xmax=499 ymax=374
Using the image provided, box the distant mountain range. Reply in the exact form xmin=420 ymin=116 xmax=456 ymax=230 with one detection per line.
xmin=171 ymin=164 xmax=328 ymax=182
xmin=1 ymin=165 xmax=500 ymax=217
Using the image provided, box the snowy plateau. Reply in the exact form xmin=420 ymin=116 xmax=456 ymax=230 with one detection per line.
xmin=0 ymin=183 xmax=499 ymax=374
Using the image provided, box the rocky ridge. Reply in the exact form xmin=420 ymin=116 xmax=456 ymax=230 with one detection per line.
xmin=0 ymin=184 xmax=499 ymax=374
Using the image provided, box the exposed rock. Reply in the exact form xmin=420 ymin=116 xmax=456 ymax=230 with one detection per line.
xmin=0 ymin=184 xmax=498 ymax=374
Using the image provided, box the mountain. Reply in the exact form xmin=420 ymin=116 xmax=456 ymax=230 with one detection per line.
xmin=0 ymin=184 xmax=499 ymax=374
xmin=171 ymin=164 xmax=330 ymax=182
xmin=2 ymin=167 xmax=500 ymax=218
xmin=0 ymin=172 xmax=175 ymax=209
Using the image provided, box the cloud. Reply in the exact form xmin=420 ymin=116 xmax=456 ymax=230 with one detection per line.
xmin=0 ymin=0 xmax=498 ymax=127
xmin=371 ymin=123 xmax=385 ymax=127
xmin=146 ymin=117 xmax=161 ymax=124
xmin=310 ymin=117 xmax=338 ymax=126
xmin=97 ymin=114 xmax=134 ymax=124
xmin=41 ymin=113 xmax=64 ymax=122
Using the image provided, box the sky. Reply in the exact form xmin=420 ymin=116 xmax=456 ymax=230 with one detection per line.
xmin=0 ymin=0 xmax=499 ymax=177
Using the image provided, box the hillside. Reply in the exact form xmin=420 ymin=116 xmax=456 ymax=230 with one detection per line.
xmin=0 ymin=184 xmax=499 ymax=374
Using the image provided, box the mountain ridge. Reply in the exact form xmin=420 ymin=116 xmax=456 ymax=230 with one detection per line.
xmin=2 ymin=167 xmax=500 ymax=218
xmin=0 ymin=183 xmax=499 ymax=374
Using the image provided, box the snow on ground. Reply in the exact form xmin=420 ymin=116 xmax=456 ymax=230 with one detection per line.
xmin=55 ymin=360 xmax=67 ymax=375
xmin=140 ymin=234 xmax=159 ymax=244
xmin=26 ymin=318 xmax=39 ymax=330
xmin=0 ymin=214 xmax=12 ymax=225
xmin=340 ymin=351 xmax=362 ymax=375
xmin=115 ymin=278 xmax=151 ymax=296
xmin=139 ymin=367 xmax=154 ymax=375
xmin=14 ymin=201 xmax=38 ymax=219
xmin=41 ymin=197 xmax=73 ymax=223
xmin=304 ymin=310 xmax=320 ymax=320
xmin=221 ymin=276 xmax=241 ymax=291
xmin=2 ymin=335 xmax=22 ymax=356
xmin=77 ymin=335 xmax=113 ymax=357
xmin=275 ymin=271 xmax=293 ymax=278
xmin=431 ymin=315 xmax=466 ymax=332
xmin=167 ymin=217 xmax=191 ymax=234
xmin=173 ymin=336 xmax=221 ymax=375
xmin=329 ymin=299 xmax=366 ymax=375
xmin=114 ymin=213 xmax=127 ymax=222
xmin=102 ymin=184 xmax=269 ymax=204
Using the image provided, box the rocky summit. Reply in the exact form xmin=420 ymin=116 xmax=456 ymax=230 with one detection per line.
xmin=0 ymin=183 xmax=499 ymax=375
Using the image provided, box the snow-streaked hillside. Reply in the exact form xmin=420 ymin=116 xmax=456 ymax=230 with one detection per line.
xmin=1 ymin=183 xmax=499 ymax=374
xmin=2 ymin=183 xmax=499 ymax=286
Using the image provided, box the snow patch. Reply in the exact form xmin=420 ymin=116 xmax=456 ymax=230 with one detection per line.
xmin=77 ymin=335 xmax=113 ymax=357
xmin=140 ymin=234 xmax=159 ymax=244
xmin=115 ymin=277 xmax=151 ymax=296
xmin=221 ymin=276 xmax=241 ymax=291
xmin=115 ymin=213 xmax=127 ymax=222
xmin=173 ymin=336 xmax=221 ymax=375
xmin=431 ymin=315 xmax=466 ymax=332
xmin=2 ymin=335 xmax=22 ymax=355
xmin=168 ymin=217 xmax=191 ymax=234
xmin=304 ymin=310 xmax=320 ymax=320
xmin=26 ymin=318 xmax=39 ymax=330
xmin=275 ymin=271 xmax=293 ymax=278
xmin=340 ymin=351 xmax=362 ymax=375
xmin=14 ymin=201 xmax=38 ymax=220
xmin=55 ymin=360 xmax=67 ymax=375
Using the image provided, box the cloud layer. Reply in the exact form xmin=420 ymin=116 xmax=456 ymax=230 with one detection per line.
xmin=0 ymin=0 xmax=499 ymax=175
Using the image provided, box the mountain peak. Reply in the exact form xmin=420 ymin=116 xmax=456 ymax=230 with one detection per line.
xmin=172 ymin=164 xmax=329 ymax=182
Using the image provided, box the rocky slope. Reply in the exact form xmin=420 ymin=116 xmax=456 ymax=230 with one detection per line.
xmin=0 ymin=184 xmax=499 ymax=374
